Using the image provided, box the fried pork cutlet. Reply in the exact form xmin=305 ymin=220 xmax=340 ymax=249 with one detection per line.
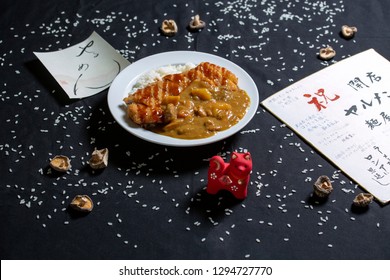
xmin=123 ymin=62 xmax=239 ymax=125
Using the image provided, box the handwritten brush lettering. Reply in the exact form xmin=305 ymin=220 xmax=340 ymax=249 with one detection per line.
xmin=344 ymin=91 xmax=389 ymax=116
xmin=73 ymin=59 xmax=121 ymax=96
xmin=303 ymin=88 xmax=340 ymax=111
xmin=364 ymin=111 xmax=390 ymax=130
xmin=364 ymin=146 xmax=390 ymax=186
xmin=347 ymin=72 xmax=382 ymax=91
xmin=76 ymin=40 xmax=99 ymax=58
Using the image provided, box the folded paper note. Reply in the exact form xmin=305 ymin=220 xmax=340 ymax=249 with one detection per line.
xmin=262 ymin=49 xmax=390 ymax=204
xmin=34 ymin=31 xmax=130 ymax=99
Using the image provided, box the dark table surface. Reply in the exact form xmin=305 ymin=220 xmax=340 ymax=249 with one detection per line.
xmin=1 ymin=0 xmax=390 ymax=260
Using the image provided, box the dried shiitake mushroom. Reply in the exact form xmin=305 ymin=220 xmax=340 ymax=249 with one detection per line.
xmin=70 ymin=195 xmax=93 ymax=212
xmin=313 ymin=175 xmax=333 ymax=198
xmin=161 ymin=19 xmax=178 ymax=36
xmin=49 ymin=155 xmax=71 ymax=172
xmin=189 ymin=14 xmax=206 ymax=31
xmin=341 ymin=25 xmax=357 ymax=39
xmin=319 ymin=46 xmax=336 ymax=60
xmin=89 ymin=148 xmax=109 ymax=169
xmin=353 ymin=193 xmax=373 ymax=207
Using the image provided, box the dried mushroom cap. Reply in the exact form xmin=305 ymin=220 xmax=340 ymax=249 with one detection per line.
xmin=50 ymin=155 xmax=71 ymax=172
xmin=189 ymin=14 xmax=206 ymax=30
xmin=319 ymin=46 xmax=336 ymax=60
xmin=70 ymin=195 xmax=93 ymax=212
xmin=89 ymin=148 xmax=109 ymax=169
xmin=353 ymin=193 xmax=373 ymax=207
xmin=161 ymin=19 xmax=178 ymax=36
xmin=313 ymin=175 xmax=333 ymax=198
xmin=341 ymin=25 xmax=357 ymax=39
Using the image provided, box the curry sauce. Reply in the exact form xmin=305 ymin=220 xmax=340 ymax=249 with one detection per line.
xmin=151 ymin=79 xmax=250 ymax=139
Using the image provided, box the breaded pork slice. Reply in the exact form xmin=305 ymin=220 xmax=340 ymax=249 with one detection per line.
xmin=123 ymin=62 xmax=239 ymax=125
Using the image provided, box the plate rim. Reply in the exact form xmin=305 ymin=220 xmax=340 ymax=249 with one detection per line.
xmin=107 ymin=51 xmax=259 ymax=147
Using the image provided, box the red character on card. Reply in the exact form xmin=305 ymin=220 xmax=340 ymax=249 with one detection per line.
xmin=207 ymin=152 xmax=252 ymax=199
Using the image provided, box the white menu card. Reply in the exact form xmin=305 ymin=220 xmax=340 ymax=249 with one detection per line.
xmin=262 ymin=49 xmax=390 ymax=204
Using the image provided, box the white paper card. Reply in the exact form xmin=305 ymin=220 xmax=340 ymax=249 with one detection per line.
xmin=34 ymin=31 xmax=130 ymax=99
xmin=262 ymin=49 xmax=390 ymax=204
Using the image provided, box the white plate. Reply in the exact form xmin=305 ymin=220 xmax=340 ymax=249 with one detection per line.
xmin=107 ymin=51 xmax=259 ymax=147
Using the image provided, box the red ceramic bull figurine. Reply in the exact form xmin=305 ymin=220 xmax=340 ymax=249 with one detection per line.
xmin=207 ymin=152 xmax=252 ymax=199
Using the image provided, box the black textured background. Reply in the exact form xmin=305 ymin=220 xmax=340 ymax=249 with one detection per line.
xmin=1 ymin=0 xmax=389 ymax=259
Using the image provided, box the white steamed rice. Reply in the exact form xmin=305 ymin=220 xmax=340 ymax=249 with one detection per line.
xmin=130 ymin=63 xmax=197 ymax=93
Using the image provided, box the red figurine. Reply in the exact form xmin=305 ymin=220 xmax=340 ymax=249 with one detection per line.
xmin=207 ymin=152 xmax=252 ymax=199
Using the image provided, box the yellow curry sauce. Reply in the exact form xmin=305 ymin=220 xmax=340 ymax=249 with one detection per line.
xmin=150 ymin=80 xmax=250 ymax=139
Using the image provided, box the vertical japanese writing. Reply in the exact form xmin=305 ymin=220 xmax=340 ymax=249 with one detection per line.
xmin=364 ymin=146 xmax=390 ymax=186
xmin=72 ymin=40 xmax=121 ymax=96
xmin=343 ymin=72 xmax=390 ymax=130
xmin=74 ymin=40 xmax=98 ymax=95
